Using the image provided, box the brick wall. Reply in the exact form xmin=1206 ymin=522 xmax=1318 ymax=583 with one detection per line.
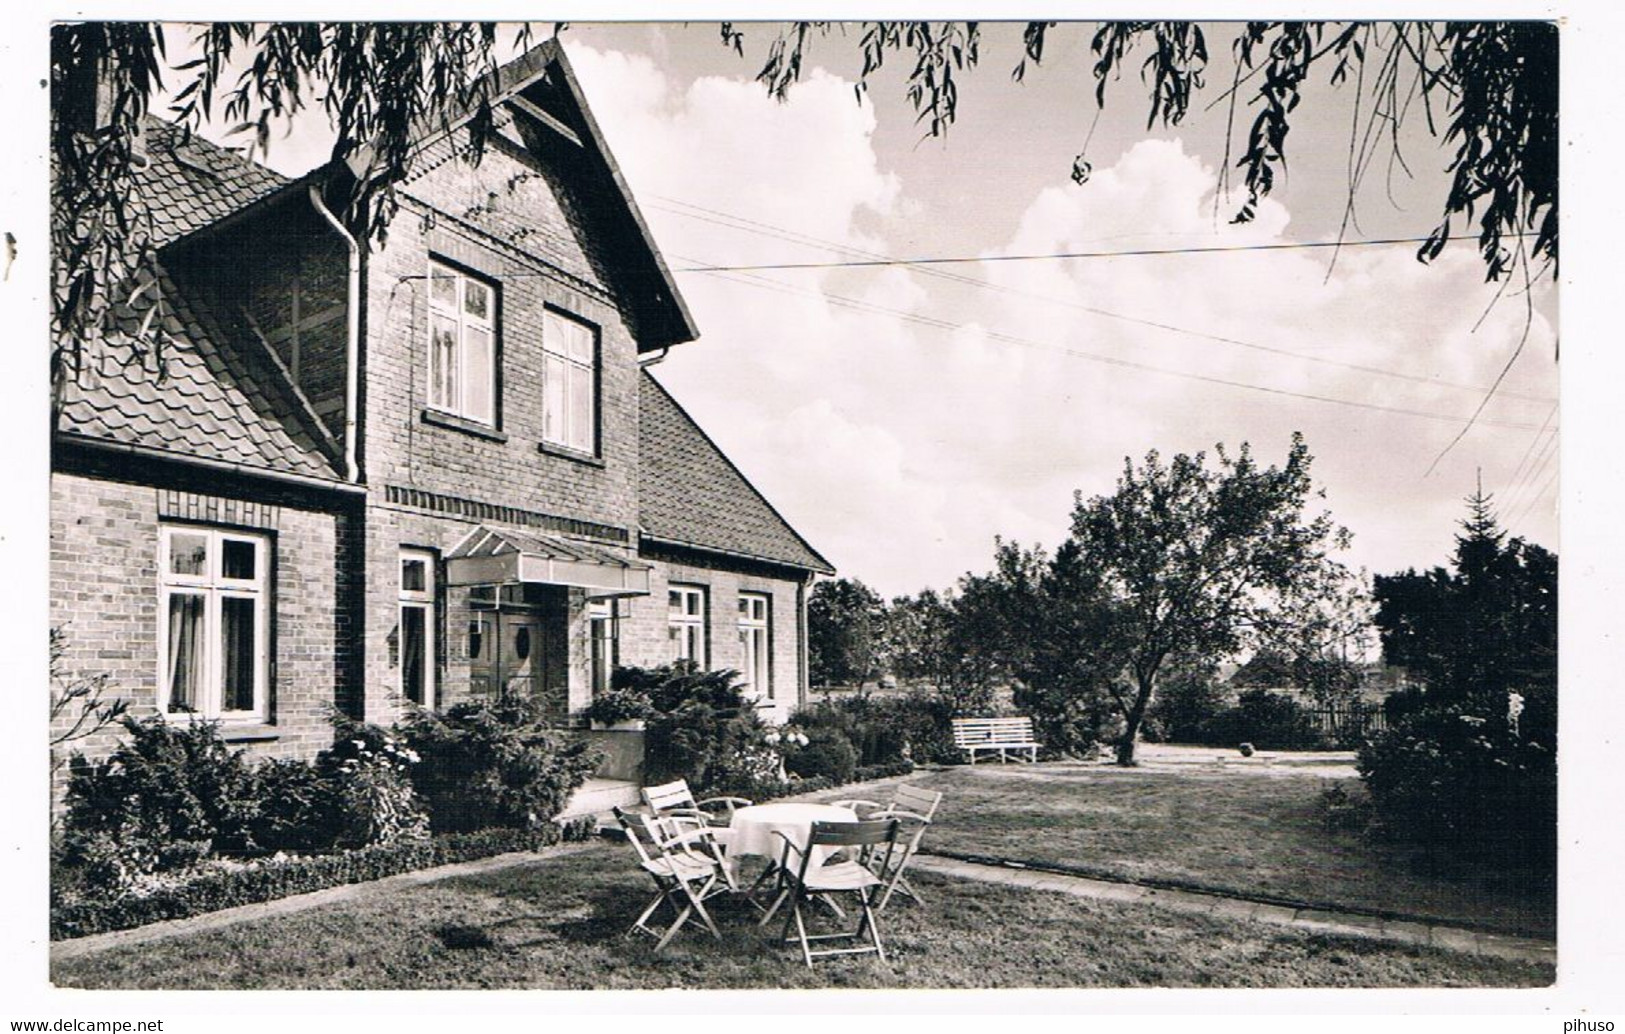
xmin=621 ymin=547 xmax=809 ymax=725
xmin=49 ymin=471 xmax=349 ymax=801
xmin=361 ymin=127 xmax=641 ymax=538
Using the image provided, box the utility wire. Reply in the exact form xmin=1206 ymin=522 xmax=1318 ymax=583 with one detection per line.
xmin=668 ymin=232 xmax=1537 ymax=273
xmin=650 ymin=196 xmax=1554 ymax=405
xmin=679 ymin=256 xmax=1557 ymax=434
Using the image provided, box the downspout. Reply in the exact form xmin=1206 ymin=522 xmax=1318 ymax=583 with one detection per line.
xmin=308 ymin=184 xmax=362 ymax=483
xmin=797 ymin=572 xmax=813 ymax=708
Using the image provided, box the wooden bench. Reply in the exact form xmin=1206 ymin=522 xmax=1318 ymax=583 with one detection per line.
xmin=952 ymin=717 xmax=1041 ymax=764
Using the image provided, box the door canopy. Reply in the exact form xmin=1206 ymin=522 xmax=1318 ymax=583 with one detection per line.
xmin=444 ymin=525 xmax=651 ymax=597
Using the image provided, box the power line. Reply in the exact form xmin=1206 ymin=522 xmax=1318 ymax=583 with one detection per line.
xmin=679 ymin=257 xmax=1558 ymax=434
xmin=650 ymin=196 xmax=1555 ymax=406
xmin=668 ymin=232 xmax=1536 ymax=273
xmin=1497 ymin=401 xmax=1558 ymax=509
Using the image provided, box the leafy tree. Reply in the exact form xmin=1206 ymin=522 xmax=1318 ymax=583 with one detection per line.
xmin=807 ymin=578 xmax=887 ymax=688
xmin=1067 ymin=433 xmax=1351 ymax=764
xmin=884 ymin=588 xmax=954 ymax=686
xmin=723 ymin=21 xmax=1556 ymax=283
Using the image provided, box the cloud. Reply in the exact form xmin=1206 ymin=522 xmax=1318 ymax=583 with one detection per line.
xmin=566 ymin=42 xmax=1558 ymax=598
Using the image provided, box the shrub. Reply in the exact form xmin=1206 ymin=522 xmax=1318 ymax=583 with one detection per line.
xmin=247 ymin=758 xmax=339 ymax=855
xmin=585 ymin=685 xmax=653 ymax=726
xmin=1357 ymin=691 xmax=1556 ymax=872
xmin=50 ymin=825 xmax=580 ymax=941
xmin=1147 ymin=675 xmax=1230 ymax=744
xmin=1196 ymin=689 xmax=1325 ymax=751
xmin=793 ymin=697 xmax=907 ymax=766
xmin=783 ymin=726 xmax=858 ymax=783
xmin=399 ymin=697 xmax=601 ymax=834
xmin=62 ymin=717 xmax=261 ymax=890
xmin=316 ymin=718 xmax=431 ymax=848
xmin=625 ymin=664 xmax=772 ymax=794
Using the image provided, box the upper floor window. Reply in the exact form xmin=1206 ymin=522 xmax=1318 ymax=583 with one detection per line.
xmin=159 ymin=525 xmax=270 ymax=721
xmin=738 ymin=592 xmax=771 ymax=700
xmin=542 ymin=308 xmax=597 ymax=454
xmin=399 ymin=549 xmax=436 ymax=709
xmin=428 ymin=260 xmax=496 ymax=425
xmin=667 ymin=584 xmax=707 ymax=666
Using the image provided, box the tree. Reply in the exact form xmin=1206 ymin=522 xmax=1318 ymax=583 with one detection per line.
xmin=722 ymin=21 xmax=1556 ymax=284
xmin=1373 ymin=487 xmax=1557 ymax=714
xmin=50 ymin=22 xmax=542 ymax=405
xmin=806 ymin=578 xmax=887 ymax=689
xmin=49 ymin=626 xmax=129 ymax=780
xmin=1067 ymin=433 xmax=1351 ymax=764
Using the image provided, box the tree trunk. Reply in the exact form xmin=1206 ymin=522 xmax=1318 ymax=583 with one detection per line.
xmin=1115 ymin=677 xmax=1155 ymax=766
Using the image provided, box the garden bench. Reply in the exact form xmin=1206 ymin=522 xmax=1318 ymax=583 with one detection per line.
xmin=952 ymin=717 xmax=1040 ymax=764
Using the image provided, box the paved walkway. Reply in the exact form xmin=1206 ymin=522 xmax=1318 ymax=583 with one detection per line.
xmin=909 ymin=853 xmax=1555 ymax=965
xmin=51 ymin=836 xmax=1553 ymax=968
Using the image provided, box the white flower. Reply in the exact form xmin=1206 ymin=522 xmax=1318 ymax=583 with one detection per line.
xmin=764 ymin=732 xmax=781 ymax=745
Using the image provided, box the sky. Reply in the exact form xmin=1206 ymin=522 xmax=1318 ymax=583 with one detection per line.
xmin=179 ymin=21 xmax=1560 ymax=599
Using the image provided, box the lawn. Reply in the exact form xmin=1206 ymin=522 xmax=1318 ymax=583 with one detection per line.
xmin=51 ymin=841 xmax=1551 ymax=990
xmin=798 ymin=759 xmax=1555 ymax=939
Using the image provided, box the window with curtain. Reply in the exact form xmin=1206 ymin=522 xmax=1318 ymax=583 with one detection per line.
xmin=399 ymin=549 xmax=436 ymax=708
xmin=427 ymin=259 xmax=497 ymax=425
xmin=542 ymin=308 xmax=598 ymax=454
xmin=159 ymin=526 xmax=269 ymax=720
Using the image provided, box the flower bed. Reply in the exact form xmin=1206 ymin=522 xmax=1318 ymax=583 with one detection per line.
xmin=51 ymin=819 xmax=599 ymax=941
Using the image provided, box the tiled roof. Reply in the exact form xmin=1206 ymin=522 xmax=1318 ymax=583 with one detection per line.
xmin=639 ymin=371 xmax=833 ymax=574
xmin=135 ymin=117 xmax=293 ymax=248
xmin=55 ymin=262 xmax=341 ymax=482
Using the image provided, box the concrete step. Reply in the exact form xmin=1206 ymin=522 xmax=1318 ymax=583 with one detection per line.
xmin=558 ymin=777 xmax=640 ymax=821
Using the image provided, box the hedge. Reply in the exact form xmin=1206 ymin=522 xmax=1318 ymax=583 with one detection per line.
xmin=49 ymin=759 xmax=920 ymax=941
xmin=52 ymin=819 xmax=598 ymax=941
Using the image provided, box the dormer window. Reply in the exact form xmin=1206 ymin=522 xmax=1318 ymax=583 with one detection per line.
xmin=542 ymin=308 xmax=598 ymax=455
xmin=427 ymin=260 xmax=497 ymax=426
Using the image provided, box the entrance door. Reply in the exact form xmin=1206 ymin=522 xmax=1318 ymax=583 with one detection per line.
xmin=468 ymin=611 xmax=551 ymax=710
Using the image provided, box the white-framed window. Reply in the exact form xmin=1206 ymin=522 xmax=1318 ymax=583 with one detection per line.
xmin=738 ymin=592 xmax=771 ymax=700
xmin=667 ymin=585 xmax=707 ymax=666
xmin=542 ymin=308 xmax=597 ymax=454
xmin=427 ymin=259 xmax=496 ymax=425
xmin=158 ymin=525 xmax=270 ymax=720
xmin=399 ymin=549 xmax=436 ymax=708
xmin=588 ymin=598 xmax=619 ymax=695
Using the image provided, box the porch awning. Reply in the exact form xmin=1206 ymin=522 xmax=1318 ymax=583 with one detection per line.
xmin=444 ymin=525 xmax=651 ymax=597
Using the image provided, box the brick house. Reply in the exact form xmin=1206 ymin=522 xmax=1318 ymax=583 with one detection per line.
xmin=49 ymin=41 xmax=832 ymax=800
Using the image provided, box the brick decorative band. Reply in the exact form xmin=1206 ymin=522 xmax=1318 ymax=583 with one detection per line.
xmin=382 ymin=484 xmax=628 ymax=544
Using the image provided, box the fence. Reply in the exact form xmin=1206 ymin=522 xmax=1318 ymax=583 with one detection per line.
xmin=1305 ymin=704 xmax=1388 ymax=741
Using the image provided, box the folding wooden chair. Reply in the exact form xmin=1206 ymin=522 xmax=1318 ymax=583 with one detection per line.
xmin=847 ymin=786 xmax=942 ymax=911
xmin=642 ymin=778 xmax=753 ymax=829
xmin=770 ymin=818 xmax=900 ymax=967
xmin=611 ymin=806 xmax=729 ymax=952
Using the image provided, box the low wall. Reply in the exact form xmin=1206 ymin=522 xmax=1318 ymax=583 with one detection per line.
xmin=583 ymin=727 xmax=644 ymax=782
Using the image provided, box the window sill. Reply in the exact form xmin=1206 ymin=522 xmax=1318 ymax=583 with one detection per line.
xmin=536 ymin=442 xmax=604 ymax=468
xmin=219 ymin=723 xmax=280 ymax=743
xmin=421 ymin=409 xmax=508 ymax=443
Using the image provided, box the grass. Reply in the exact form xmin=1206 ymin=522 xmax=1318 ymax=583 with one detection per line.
xmin=797 ymin=758 xmax=1555 ymax=939
xmin=50 ymin=842 xmax=1551 ymax=990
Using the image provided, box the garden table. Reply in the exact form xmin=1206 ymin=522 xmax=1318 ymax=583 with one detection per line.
xmin=724 ymin=802 xmax=858 ymax=904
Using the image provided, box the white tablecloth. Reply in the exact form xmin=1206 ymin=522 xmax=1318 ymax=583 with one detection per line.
xmin=725 ymin=802 xmax=859 ymax=870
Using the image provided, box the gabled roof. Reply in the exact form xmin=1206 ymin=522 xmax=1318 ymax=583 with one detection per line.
xmin=135 ymin=118 xmax=292 ymax=249
xmin=153 ymin=39 xmax=698 ymax=351
xmin=54 ymin=263 xmax=343 ymax=482
xmin=639 ymin=371 xmax=834 ymax=575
